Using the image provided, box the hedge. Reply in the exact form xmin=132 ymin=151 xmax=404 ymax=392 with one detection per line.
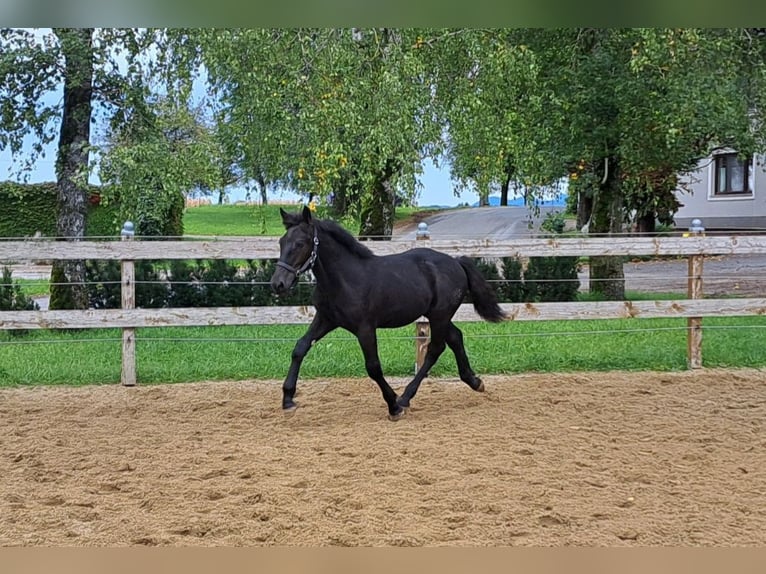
xmin=0 ymin=181 xmax=184 ymax=239
xmin=0 ymin=181 xmax=120 ymax=238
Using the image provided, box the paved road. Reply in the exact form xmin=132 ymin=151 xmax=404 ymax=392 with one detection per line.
xmin=394 ymin=206 xmax=563 ymax=239
xmin=396 ymin=206 xmax=765 ymax=297
xmin=610 ymin=253 xmax=765 ymax=297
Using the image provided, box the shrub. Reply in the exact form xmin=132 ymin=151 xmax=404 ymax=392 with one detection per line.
xmin=81 ymin=257 xmax=315 ymax=309
xmin=523 ymin=256 xmax=580 ymax=302
xmin=468 ymin=258 xmax=505 ymax=302
xmin=129 ymin=189 xmax=185 ymax=238
xmin=541 ymin=210 xmax=567 ymax=235
xmin=0 ymin=266 xmax=38 ymax=311
xmin=500 ymin=257 xmax=525 ymax=302
xmin=0 ymin=267 xmax=39 ymax=337
xmin=85 ymin=260 xmax=168 ymax=309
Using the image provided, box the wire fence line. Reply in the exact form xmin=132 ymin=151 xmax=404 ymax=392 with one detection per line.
xmin=9 ymin=273 xmax=766 ymax=288
xmin=4 ymin=323 xmax=766 ymax=348
xmin=3 ymin=231 xmax=766 ymax=383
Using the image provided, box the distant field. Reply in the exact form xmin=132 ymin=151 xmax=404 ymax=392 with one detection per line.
xmin=183 ymin=204 xmax=288 ymax=236
xmin=182 ymin=204 xmax=436 ymax=237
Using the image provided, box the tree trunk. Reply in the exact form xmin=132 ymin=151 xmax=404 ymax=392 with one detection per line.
xmin=500 ymin=173 xmax=511 ymax=207
xmin=635 ymin=212 xmax=656 ymax=235
xmin=49 ymin=28 xmax=93 ymax=311
xmin=256 ymin=174 xmax=268 ymax=205
xmin=588 ymin=156 xmax=625 ymax=300
xmin=359 ymin=160 xmax=397 ymax=240
xmin=576 ymin=190 xmax=593 ymax=231
xmin=500 ymin=160 xmax=514 ymax=206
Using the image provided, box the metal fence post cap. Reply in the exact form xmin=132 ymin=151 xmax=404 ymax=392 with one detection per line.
xmin=689 ymin=219 xmax=705 ymax=233
xmin=121 ymin=221 xmax=135 ymax=237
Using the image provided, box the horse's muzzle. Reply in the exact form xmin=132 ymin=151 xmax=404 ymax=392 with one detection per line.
xmin=270 ymin=269 xmax=297 ymax=295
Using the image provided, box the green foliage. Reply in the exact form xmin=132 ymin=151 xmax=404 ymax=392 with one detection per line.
xmin=0 ymin=267 xmax=39 ymax=337
xmin=131 ymin=184 xmax=185 ymax=238
xmin=500 ymin=257 xmax=524 ymax=302
xmin=1 ymin=182 xmax=110 ymax=237
xmin=49 ymin=264 xmax=77 ymax=310
xmin=540 ymin=211 xmax=566 ymax=235
xmin=0 ymin=182 xmax=57 ymax=237
xmin=433 ymin=28 xmax=766 ymax=227
xmin=169 ymin=29 xmax=444 ymax=231
xmin=0 ymin=181 xmax=119 ymax=238
xmin=85 ymin=260 xmax=168 ymax=309
xmin=0 ymin=266 xmax=39 ymax=311
xmin=470 ymin=258 xmax=504 ymax=302
xmin=99 ymin=97 xmax=221 ymax=238
xmin=164 ymin=259 xmax=311 ymax=308
xmin=472 ymin=253 xmax=580 ymax=303
xmin=432 ymin=31 xmax=550 ymax=200
xmin=523 ymin=257 xmax=581 ymax=302
xmin=82 ymin=258 xmax=313 ymax=309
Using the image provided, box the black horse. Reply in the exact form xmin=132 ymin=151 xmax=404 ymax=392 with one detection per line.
xmin=270 ymin=206 xmax=506 ymax=420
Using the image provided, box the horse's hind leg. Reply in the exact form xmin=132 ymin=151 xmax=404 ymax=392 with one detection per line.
xmin=282 ymin=313 xmax=335 ymax=411
xmin=355 ymin=328 xmax=403 ymax=420
xmin=446 ymin=322 xmax=484 ymax=392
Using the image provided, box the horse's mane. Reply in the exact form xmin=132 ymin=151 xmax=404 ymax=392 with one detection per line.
xmin=316 ymin=218 xmax=374 ymax=259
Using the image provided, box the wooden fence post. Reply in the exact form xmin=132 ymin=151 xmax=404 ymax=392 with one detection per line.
xmin=121 ymin=221 xmax=137 ymax=386
xmin=687 ymin=219 xmax=705 ymax=369
xmin=415 ymin=222 xmax=431 ymax=373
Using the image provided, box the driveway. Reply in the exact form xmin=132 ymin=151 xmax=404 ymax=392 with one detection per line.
xmin=396 ymin=206 xmax=765 ymax=298
xmin=394 ymin=206 xmax=563 ymax=239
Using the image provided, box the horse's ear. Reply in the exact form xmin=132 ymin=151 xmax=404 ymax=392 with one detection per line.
xmin=280 ymin=207 xmax=296 ymax=229
xmin=301 ymin=205 xmax=312 ymax=224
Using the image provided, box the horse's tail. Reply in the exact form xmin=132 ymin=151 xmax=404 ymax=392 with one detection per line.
xmin=457 ymin=256 xmax=506 ymax=323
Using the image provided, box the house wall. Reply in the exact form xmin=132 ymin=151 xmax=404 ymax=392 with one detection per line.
xmin=673 ymin=153 xmax=766 ymax=231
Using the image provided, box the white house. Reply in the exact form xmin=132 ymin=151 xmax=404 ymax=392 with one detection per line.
xmin=673 ymin=150 xmax=766 ymax=231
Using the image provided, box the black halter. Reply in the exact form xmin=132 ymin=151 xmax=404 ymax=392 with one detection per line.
xmin=276 ymin=225 xmax=320 ymax=277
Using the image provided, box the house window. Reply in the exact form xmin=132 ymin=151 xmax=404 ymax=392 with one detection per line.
xmin=713 ymin=153 xmax=752 ymax=195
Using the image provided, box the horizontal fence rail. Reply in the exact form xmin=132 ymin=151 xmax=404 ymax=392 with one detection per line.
xmin=4 ymin=234 xmax=766 ymax=261
xmin=2 ymin=299 xmax=766 ymax=330
xmin=3 ymin=231 xmax=766 ymax=385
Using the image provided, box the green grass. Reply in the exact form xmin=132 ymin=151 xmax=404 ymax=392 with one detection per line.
xmin=14 ymin=278 xmax=50 ymax=297
xmin=183 ymin=204 xmax=289 ymax=236
xmin=2 ymin=317 xmax=765 ymax=386
xmin=182 ymin=203 xmax=436 ymax=237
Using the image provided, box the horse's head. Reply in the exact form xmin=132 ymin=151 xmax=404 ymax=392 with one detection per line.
xmin=270 ymin=205 xmax=318 ymax=295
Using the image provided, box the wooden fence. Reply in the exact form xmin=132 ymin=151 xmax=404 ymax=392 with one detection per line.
xmin=2 ymin=229 xmax=766 ymax=386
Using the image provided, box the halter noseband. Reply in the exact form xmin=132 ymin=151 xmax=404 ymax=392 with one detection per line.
xmin=276 ymin=225 xmax=319 ymax=278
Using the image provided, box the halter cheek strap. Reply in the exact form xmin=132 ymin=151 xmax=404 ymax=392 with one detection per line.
xmin=276 ymin=226 xmax=319 ymax=277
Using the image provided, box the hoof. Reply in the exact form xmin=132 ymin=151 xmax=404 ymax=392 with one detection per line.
xmin=283 ymin=402 xmax=299 ymax=415
xmin=388 ymin=407 xmax=407 ymax=422
xmin=475 ymin=380 xmax=485 ymax=393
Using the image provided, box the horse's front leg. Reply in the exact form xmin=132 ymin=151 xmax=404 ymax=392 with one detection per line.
xmin=282 ymin=313 xmax=335 ymax=411
xmin=355 ymin=327 xmax=403 ymax=421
